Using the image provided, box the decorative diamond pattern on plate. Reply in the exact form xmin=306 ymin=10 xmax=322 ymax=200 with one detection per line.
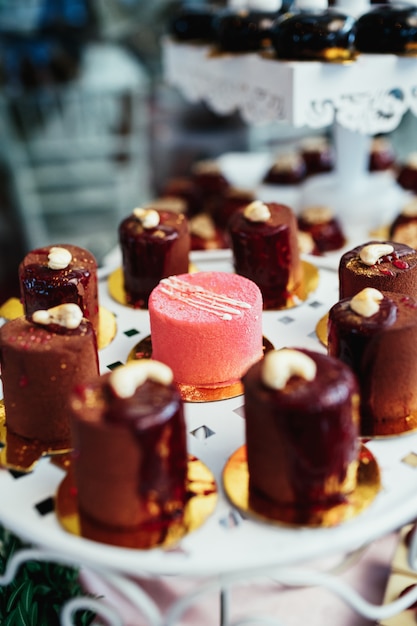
xmin=233 ymin=405 xmax=245 ymax=418
xmin=219 ymin=510 xmax=243 ymax=529
xmin=35 ymin=496 xmax=55 ymax=516
xmin=190 ymin=426 xmax=216 ymax=440
xmin=106 ymin=361 xmax=124 ymax=370
xmin=279 ymin=316 xmax=295 ymax=325
xmin=124 ymin=328 xmax=140 ymax=337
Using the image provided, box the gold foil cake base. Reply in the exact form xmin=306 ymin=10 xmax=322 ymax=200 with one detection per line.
xmin=0 ymin=401 xmax=71 ymax=472
xmin=275 ymin=260 xmax=320 ymax=310
xmin=316 ymin=312 xmax=329 ymax=347
xmin=127 ymin=336 xmax=274 ymax=403
xmin=56 ymin=455 xmax=218 ymax=550
xmin=0 ymin=298 xmax=116 ymax=350
xmin=223 ymin=444 xmax=381 ymax=528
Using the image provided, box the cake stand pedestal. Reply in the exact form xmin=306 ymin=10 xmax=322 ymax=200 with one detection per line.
xmin=163 ymin=39 xmax=417 ymax=230
xmin=2 ymin=256 xmax=417 ymax=624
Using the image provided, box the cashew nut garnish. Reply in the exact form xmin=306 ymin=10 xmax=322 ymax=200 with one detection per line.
xmin=133 ymin=207 xmax=160 ymax=229
xmin=406 ymin=152 xmax=417 ymax=168
xmin=244 ymin=200 xmax=271 ymax=223
xmin=48 ymin=246 xmax=72 ymax=270
xmin=110 ymin=360 xmax=174 ymax=398
xmin=190 ymin=214 xmax=216 ymax=240
xmin=262 ymin=348 xmax=317 ymax=390
xmin=402 ymin=198 xmax=417 ymax=217
xmin=301 ymin=205 xmax=333 ymax=224
xmin=32 ymin=303 xmax=83 ymax=329
xmin=359 ymin=243 xmax=394 ymax=266
xmin=350 ymin=288 xmax=384 ymax=318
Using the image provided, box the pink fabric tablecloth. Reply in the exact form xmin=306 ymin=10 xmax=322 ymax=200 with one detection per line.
xmin=81 ymin=531 xmax=401 ymax=626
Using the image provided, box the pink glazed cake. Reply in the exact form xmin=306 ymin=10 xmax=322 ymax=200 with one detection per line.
xmin=148 ymin=272 xmax=263 ymax=399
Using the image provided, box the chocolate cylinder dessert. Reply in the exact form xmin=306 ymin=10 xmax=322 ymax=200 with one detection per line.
xmin=119 ymin=207 xmax=190 ymax=308
xmin=298 ymin=205 xmax=346 ymax=253
xmin=338 ymin=241 xmax=417 ymax=300
xmin=369 ymin=136 xmax=396 ymax=172
xmin=0 ymin=304 xmax=99 ymax=449
xmin=300 ymin=136 xmax=335 ymax=177
xmin=19 ymin=244 xmax=99 ymax=336
xmin=70 ymin=360 xmax=188 ymax=545
xmin=228 ymin=200 xmax=303 ymax=309
xmin=213 ymin=8 xmax=277 ymax=53
xmin=356 ymin=5 xmax=417 ymax=55
xmin=397 ymin=153 xmax=417 ymax=194
xmin=390 ymin=199 xmax=417 ymax=249
xmin=328 ymin=288 xmax=417 ymax=436
xmin=243 ymin=348 xmax=360 ymax=523
xmin=270 ymin=6 xmax=357 ymax=62
xmin=262 ymin=153 xmax=306 ymax=186
xmin=169 ymin=5 xmax=218 ymax=42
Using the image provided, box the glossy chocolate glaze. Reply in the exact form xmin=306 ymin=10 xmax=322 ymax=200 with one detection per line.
xmin=271 ymin=9 xmax=356 ymax=61
xmin=213 ymin=9 xmax=277 ymax=52
xmin=19 ymin=244 xmax=98 ymax=333
xmin=298 ymin=214 xmax=345 ymax=253
xmin=328 ymin=291 xmax=417 ymax=436
xmin=71 ymin=375 xmax=187 ymax=531
xmin=356 ymin=5 xmax=417 ymax=55
xmin=228 ymin=202 xmax=302 ymax=309
xmin=169 ymin=5 xmax=218 ymax=42
xmin=243 ymin=349 xmax=359 ymax=514
xmin=119 ymin=210 xmax=190 ymax=308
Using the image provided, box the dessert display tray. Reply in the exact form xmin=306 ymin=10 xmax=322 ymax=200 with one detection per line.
xmin=2 ymin=250 xmax=417 ymax=580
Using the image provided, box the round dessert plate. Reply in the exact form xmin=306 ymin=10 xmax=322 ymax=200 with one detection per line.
xmin=223 ymin=444 xmax=381 ymax=528
xmin=56 ymin=455 xmax=218 ymax=550
xmin=127 ymin=335 xmax=275 ymax=403
xmin=0 ymin=298 xmax=116 ymax=351
xmin=0 ymin=401 xmax=71 ymax=473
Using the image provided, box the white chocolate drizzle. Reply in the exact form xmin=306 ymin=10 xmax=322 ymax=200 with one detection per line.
xmin=133 ymin=207 xmax=160 ymax=229
xmin=110 ymin=360 xmax=173 ymax=398
xmin=159 ymin=276 xmax=251 ymax=320
xmin=32 ymin=303 xmax=83 ymax=329
xmin=262 ymin=348 xmax=317 ymax=390
xmin=48 ymin=246 xmax=72 ymax=270
xmin=350 ymin=288 xmax=383 ymax=318
xmin=244 ymin=200 xmax=271 ymax=223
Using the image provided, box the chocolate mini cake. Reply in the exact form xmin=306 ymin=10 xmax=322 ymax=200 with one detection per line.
xmin=328 ymin=288 xmax=417 ymax=436
xmin=262 ymin=153 xmax=306 ymax=186
xmin=228 ymin=200 xmax=303 ymax=309
xmin=70 ymin=360 xmax=188 ymax=545
xmin=270 ymin=6 xmax=356 ymax=62
xmin=169 ymin=5 xmax=218 ymax=42
xmin=0 ymin=304 xmax=99 ymax=449
xmin=189 ymin=213 xmax=228 ymax=251
xmin=390 ymin=199 xmax=417 ymax=249
xmin=300 ymin=136 xmax=335 ymax=177
xmin=191 ymin=160 xmax=231 ymax=217
xmin=338 ymin=241 xmax=417 ymax=300
xmin=19 ymin=244 xmax=99 ymax=336
xmin=119 ymin=207 xmax=190 ymax=308
xmin=243 ymin=348 xmax=360 ymax=522
xmin=213 ymin=8 xmax=277 ymax=53
xmin=356 ymin=4 xmax=417 ymax=55
xmin=369 ymin=136 xmax=396 ymax=172
xmin=298 ymin=205 xmax=346 ymax=253
xmin=397 ymin=153 xmax=417 ymax=194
